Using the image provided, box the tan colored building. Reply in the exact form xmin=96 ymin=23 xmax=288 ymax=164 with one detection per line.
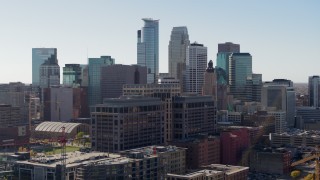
xmin=270 ymin=131 xmax=320 ymax=147
xmin=123 ymin=84 xmax=181 ymax=144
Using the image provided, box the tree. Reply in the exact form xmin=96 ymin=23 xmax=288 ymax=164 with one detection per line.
xmin=304 ymin=174 xmax=314 ymax=180
xmin=291 ymin=170 xmax=301 ymax=179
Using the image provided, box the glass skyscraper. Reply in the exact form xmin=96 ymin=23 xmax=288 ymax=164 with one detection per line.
xmin=168 ymin=26 xmax=189 ymax=81
xmin=32 ymin=48 xmax=57 ymax=86
xmin=308 ymin=75 xmax=320 ymax=107
xmin=88 ymin=56 xmax=114 ymax=106
xmin=216 ymin=42 xmax=240 ymax=83
xmin=229 ymin=53 xmax=252 ymax=101
xmin=137 ymin=18 xmax=159 ymax=84
xmin=63 ymin=64 xmax=82 ymax=87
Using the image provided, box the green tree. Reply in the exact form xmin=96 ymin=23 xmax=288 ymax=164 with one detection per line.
xmin=291 ymin=170 xmax=301 ymax=179
xmin=304 ymin=173 xmax=314 ymax=180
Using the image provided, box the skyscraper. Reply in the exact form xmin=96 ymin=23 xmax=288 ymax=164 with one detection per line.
xmin=137 ymin=18 xmax=159 ymax=84
xmin=261 ymin=81 xmax=296 ymax=128
xmin=202 ymin=60 xmax=228 ymax=110
xmin=185 ymin=42 xmax=207 ymax=94
xmin=218 ymin=42 xmax=240 ymax=53
xmin=32 ymin=48 xmax=57 ymax=86
xmin=88 ymin=56 xmax=114 ymax=106
xmin=168 ymin=26 xmax=190 ymax=82
xmin=229 ymin=53 xmax=252 ymax=101
xmin=308 ymin=75 xmax=320 ymax=107
xmin=63 ymin=64 xmax=82 ymax=87
xmin=216 ymin=42 xmax=240 ymax=83
xmin=39 ymin=56 xmax=60 ymax=88
xmin=100 ymin=64 xmax=147 ymax=99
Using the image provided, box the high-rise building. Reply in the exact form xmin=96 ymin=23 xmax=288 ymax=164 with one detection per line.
xmin=251 ymin=73 xmax=263 ymax=102
xmin=32 ymin=48 xmax=57 ymax=86
xmin=185 ymin=42 xmax=207 ymax=94
xmin=137 ymin=18 xmax=159 ymax=84
xmin=0 ymin=82 xmax=34 ymax=123
xmin=267 ymin=111 xmax=287 ymax=133
xmin=172 ymin=95 xmax=216 ymax=140
xmin=63 ymin=64 xmax=82 ymax=87
xmin=168 ymin=27 xmax=190 ymax=83
xmin=39 ymin=56 xmax=60 ymax=88
xmin=123 ymin=84 xmax=181 ymax=143
xmin=308 ymin=75 xmax=320 ymax=107
xmin=229 ymin=53 xmax=252 ymax=101
xmin=100 ymin=64 xmax=147 ymax=99
xmin=202 ymin=60 xmax=228 ymax=110
xmin=88 ymin=56 xmax=114 ymax=106
xmin=218 ymin=42 xmax=240 ymax=53
xmin=80 ymin=65 xmax=89 ymax=87
xmin=91 ymin=96 xmax=164 ymax=152
xmin=261 ymin=80 xmax=295 ymax=128
xmin=216 ymin=42 xmax=240 ymax=83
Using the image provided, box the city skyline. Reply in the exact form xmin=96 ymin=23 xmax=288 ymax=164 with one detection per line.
xmin=0 ymin=1 xmax=319 ymax=83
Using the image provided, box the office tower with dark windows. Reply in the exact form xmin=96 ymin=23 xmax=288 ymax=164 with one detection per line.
xmin=216 ymin=42 xmax=240 ymax=83
xmin=261 ymin=80 xmax=295 ymax=128
xmin=100 ymin=64 xmax=147 ymax=99
xmin=309 ymin=75 xmax=320 ymax=107
xmin=172 ymin=95 xmax=216 ymax=140
xmin=185 ymin=42 xmax=207 ymax=94
xmin=39 ymin=56 xmax=60 ymax=88
xmin=88 ymin=56 xmax=114 ymax=106
xmin=32 ymin=48 xmax=57 ymax=86
xmin=123 ymin=84 xmax=180 ymax=144
xmin=91 ymin=96 xmax=164 ymax=152
xmin=63 ymin=64 xmax=82 ymax=87
xmin=137 ymin=18 xmax=159 ymax=84
xmin=229 ymin=53 xmax=252 ymax=101
xmin=202 ymin=60 xmax=228 ymax=110
xmin=168 ymin=26 xmax=190 ymax=85
xmin=218 ymin=42 xmax=240 ymax=53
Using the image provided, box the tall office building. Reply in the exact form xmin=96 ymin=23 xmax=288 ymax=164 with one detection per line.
xmin=261 ymin=81 xmax=295 ymax=128
xmin=229 ymin=53 xmax=252 ymax=101
xmin=123 ymin=84 xmax=181 ymax=144
xmin=202 ymin=60 xmax=228 ymax=110
xmin=185 ymin=42 xmax=207 ymax=94
xmin=63 ymin=64 xmax=82 ymax=87
xmin=100 ymin=64 xmax=147 ymax=99
xmin=88 ymin=56 xmax=114 ymax=106
xmin=91 ymin=96 xmax=164 ymax=152
xmin=308 ymin=75 xmax=320 ymax=107
xmin=168 ymin=27 xmax=190 ymax=82
xmin=216 ymin=42 xmax=240 ymax=83
xmin=137 ymin=18 xmax=159 ymax=84
xmin=32 ymin=48 xmax=57 ymax=86
xmin=172 ymin=95 xmax=216 ymax=140
xmin=39 ymin=58 xmax=60 ymax=88
xmin=218 ymin=42 xmax=240 ymax=53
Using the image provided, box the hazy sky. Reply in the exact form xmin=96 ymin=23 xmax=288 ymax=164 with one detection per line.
xmin=0 ymin=0 xmax=319 ymax=83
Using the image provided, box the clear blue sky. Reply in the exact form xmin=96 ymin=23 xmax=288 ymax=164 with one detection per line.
xmin=0 ymin=0 xmax=319 ymax=83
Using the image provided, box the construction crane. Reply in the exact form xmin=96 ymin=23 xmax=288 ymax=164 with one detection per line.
xmin=58 ymin=126 xmax=67 ymax=180
xmin=291 ymin=152 xmax=320 ymax=180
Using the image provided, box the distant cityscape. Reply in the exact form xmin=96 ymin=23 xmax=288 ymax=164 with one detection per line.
xmin=1 ymin=18 xmax=320 ymax=180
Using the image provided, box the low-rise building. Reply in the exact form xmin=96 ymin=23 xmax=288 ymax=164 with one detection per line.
xmin=249 ymin=147 xmax=291 ymax=175
xmin=170 ymin=135 xmax=220 ymax=169
xmin=13 ymin=145 xmax=185 ymax=180
xmin=168 ymin=164 xmax=249 ymax=180
xmin=270 ymin=130 xmax=320 ymax=147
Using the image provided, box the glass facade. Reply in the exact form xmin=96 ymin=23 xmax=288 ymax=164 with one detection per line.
xmin=168 ymin=27 xmax=189 ymax=80
xmin=88 ymin=56 xmax=114 ymax=106
xmin=63 ymin=64 xmax=82 ymax=86
xmin=137 ymin=18 xmax=159 ymax=84
xmin=32 ymin=48 xmax=57 ymax=86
